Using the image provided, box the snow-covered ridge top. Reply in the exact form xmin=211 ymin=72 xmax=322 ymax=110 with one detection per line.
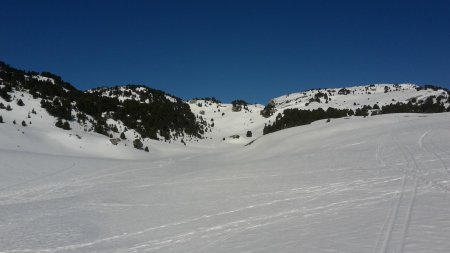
xmin=86 ymin=85 xmax=180 ymax=104
xmin=86 ymin=85 xmax=150 ymax=94
xmin=23 ymin=75 xmax=55 ymax=84
xmin=270 ymin=83 xmax=448 ymax=111
xmin=273 ymin=83 xmax=418 ymax=103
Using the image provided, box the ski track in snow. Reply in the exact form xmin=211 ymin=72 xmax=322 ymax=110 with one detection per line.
xmin=2 ymin=114 xmax=450 ymax=252
xmin=374 ymin=125 xmax=450 ymax=253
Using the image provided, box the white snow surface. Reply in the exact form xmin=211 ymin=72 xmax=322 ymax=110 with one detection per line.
xmin=23 ymin=75 xmax=56 ymax=84
xmin=2 ymin=112 xmax=450 ymax=252
xmin=31 ymin=75 xmax=56 ymax=84
xmin=271 ymin=83 xmax=446 ymax=111
xmin=188 ymin=99 xmax=265 ymax=145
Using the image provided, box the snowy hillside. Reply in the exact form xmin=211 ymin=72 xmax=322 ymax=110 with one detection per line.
xmin=187 ymin=83 xmax=449 ymax=143
xmin=1 ymin=113 xmax=450 ymax=252
xmin=2 ymin=61 xmax=450 ymax=252
xmin=0 ymin=89 xmax=154 ymax=159
xmin=87 ymin=85 xmax=180 ymax=104
xmin=271 ymin=83 xmax=447 ymax=111
xmin=2 ymin=76 xmax=449 ymax=155
xmin=188 ymin=99 xmax=265 ymax=145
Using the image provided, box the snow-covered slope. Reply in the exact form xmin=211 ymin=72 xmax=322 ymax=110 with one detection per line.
xmin=188 ymin=99 xmax=266 ymax=145
xmin=87 ymin=85 xmax=180 ymax=104
xmin=84 ymin=83 xmax=450 ymax=146
xmin=187 ymin=83 xmax=449 ymax=143
xmin=271 ymin=83 xmax=447 ymax=111
xmin=0 ymin=90 xmax=182 ymax=158
xmin=1 ymin=113 xmax=450 ymax=252
xmin=2 ymin=79 xmax=449 ymax=154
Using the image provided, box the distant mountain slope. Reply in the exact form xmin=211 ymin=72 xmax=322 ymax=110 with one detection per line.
xmin=1 ymin=60 xmax=449 ymax=154
xmin=260 ymin=84 xmax=449 ymax=135
xmin=0 ymin=61 xmax=204 ymax=148
xmin=270 ymin=84 xmax=447 ymax=111
xmin=188 ymin=84 xmax=449 ymax=142
xmin=188 ymin=98 xmax=265 ymax=145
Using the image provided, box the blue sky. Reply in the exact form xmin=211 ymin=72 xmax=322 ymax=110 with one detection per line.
xmin=1 ymin=0 xmax=450 ymax=103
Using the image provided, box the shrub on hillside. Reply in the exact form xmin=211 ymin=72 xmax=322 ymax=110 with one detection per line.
xmin=260 ymin=100 xmax=276 ymax=118
xmin=62 ymin=121 xmax=71 ymax=130
xmin=55 ymin=118 xmax=71 ymax=130
xmin=133 ymin=138 xmax=143 ymax=149
xmin=231 ymin=99 xmax=248 ymax=112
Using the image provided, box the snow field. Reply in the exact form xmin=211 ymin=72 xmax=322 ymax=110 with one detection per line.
xmin=1 ymin=113 xmax=450 ymax=252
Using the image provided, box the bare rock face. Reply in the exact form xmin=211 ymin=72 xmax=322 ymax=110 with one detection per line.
xmin=260 ymin=99 xmax=276 ymax=118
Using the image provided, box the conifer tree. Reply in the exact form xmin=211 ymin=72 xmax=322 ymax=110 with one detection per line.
xmin=17 ymin=99 xmax=25 ymax=106
xmin=133 ymin=138 xmax=143 ymax=149
xmin=62 ymin=121 xmax=71 ymax=130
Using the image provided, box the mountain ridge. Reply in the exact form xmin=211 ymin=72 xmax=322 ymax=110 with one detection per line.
xmin=1 ymin=60 xmax=449 ymax=155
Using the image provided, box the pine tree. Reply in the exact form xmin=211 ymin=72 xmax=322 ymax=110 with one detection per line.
xmin=62 ymin=121 xmax=71 ymax=130
xmin=17 ymin=99 xmax=25 ymax=106
xmin=55 ymin=118 xmax=63 ymax=128
xmin=21 ymin=120 xmax=27 ymax=126
xmin=0 ymin=115 xmax=3 ymax=123
xmin=120 ymin=132 xmax=126 ymax=140
xmin=133 ymin=138 xmax=143 ymax=149
xmin=144 ymin=146 xmax=149 ymax=152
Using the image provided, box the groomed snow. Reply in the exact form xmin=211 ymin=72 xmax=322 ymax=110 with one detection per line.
xmin=1 ymin=113 xmax=450 ymax=252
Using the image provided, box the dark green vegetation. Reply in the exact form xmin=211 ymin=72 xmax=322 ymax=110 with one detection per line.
xmin=0 ymin=61 xmax=204 ymax=140
xmin=133 ymin=138 xmax=143 ymax=149
xmin=192 ymin=97 xmax=222 ymax=104
xmin=231 ymin=99 xmax=249 ymax=112
xmin=55 ymin=119 xmax=71 ymax=130
xmin=263 ymin=108 xmax=353 ymax=135
xmin=380 ymin=96 xmax=447 ymax=114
